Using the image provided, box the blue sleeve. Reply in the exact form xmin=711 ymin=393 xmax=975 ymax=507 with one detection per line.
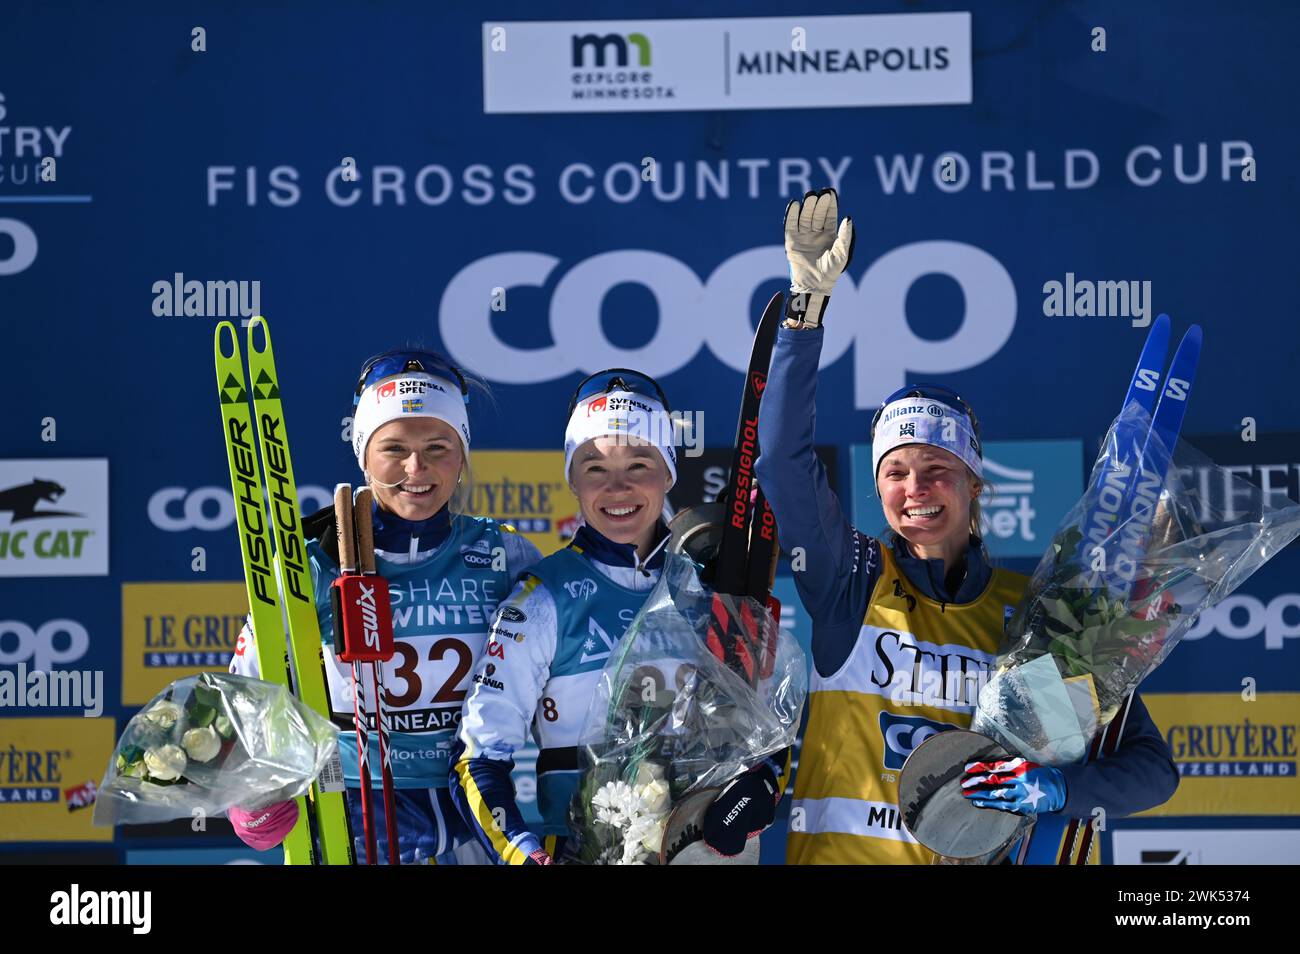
xmin=448 ymin=574 xmax=554 ymax=864
xmin=754 ymin=325 xmax=880 ymax=678
xmin=448 ymin=738 xmax=544 ymax=865
xmin=1056 ymin=693 xmax=1179 ymax=819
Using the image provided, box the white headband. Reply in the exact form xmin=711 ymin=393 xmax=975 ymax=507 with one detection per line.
xmin=352 ymin=373 xmax=470 ymax=469
xmin=564 ymin=390 xmax=677 ymax=487
xmin=872 ymin=397 xmax=982 ymax=482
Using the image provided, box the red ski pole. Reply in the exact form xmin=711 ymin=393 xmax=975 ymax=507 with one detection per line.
xmin=331 ymin=485 xmax=377 ymax=865
xmin=353 ymin=488 xmax=401 ymax=864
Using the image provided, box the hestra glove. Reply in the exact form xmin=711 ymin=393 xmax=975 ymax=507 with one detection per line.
xmin=702 ymin=763 xmax=781 ymax=856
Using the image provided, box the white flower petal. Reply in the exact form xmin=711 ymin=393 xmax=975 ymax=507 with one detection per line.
xmin=143 ymin=744 xmax=186 ymax=781
xmin=182 ymin=726 xmax=221 ymax=763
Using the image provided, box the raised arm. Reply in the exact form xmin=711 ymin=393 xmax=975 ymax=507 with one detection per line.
xmin=755 ymin=189 xmax=882 ymax=676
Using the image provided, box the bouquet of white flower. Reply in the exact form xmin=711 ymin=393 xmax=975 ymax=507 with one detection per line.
xmin=973 ymin=402 xmax=1300 ymax=766
xmin=586 ymin=765 xmax=674 ymax=865
xmin=568 ymin=553 xmax=806 ymax=865
xmin=93 ymin=672 xmax=338 ymax=826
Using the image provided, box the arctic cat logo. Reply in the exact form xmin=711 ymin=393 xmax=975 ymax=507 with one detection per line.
xmin=0 ymin=480 xmax=80 ymax=522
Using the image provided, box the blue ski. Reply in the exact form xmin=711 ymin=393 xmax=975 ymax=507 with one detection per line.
xmin=1021 ymin=317 xmax=1202 ymax=865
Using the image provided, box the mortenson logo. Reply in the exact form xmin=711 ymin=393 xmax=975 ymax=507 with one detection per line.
xmin=571 ymin=33 xmax=652 ymax=68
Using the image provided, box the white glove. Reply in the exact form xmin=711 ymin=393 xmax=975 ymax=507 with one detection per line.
xmin=783 ymin=188 xmax=855 ymax=329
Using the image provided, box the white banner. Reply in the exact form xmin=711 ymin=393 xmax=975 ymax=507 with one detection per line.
xmin=483 ymin=13 xmax=972 ymax=114
xmin=1112 ymin=828 xmax=1300 ymax=865
xmin=0 ymin=459 xmax=109 ymax=577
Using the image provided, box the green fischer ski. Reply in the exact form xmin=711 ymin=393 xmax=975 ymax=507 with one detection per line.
xmin=214 ymin=322 xmax=315 ymax=865
xmin=214 ymin=317 xmax=353 ymax=865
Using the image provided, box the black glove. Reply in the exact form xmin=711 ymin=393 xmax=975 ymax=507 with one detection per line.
xmin=702 ymin=764 xmax=780 ymax=857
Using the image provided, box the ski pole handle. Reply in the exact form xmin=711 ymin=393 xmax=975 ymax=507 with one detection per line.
xmin=334 ymin=483 xmax=357 ymax=573
xmin=354 ymin=487 xmax=377 ymax=575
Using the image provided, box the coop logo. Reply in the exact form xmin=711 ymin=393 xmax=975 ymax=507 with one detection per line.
xmin=148 ymin=484 xmax=332 ymax=532
xmin=0 ymin=460 xmax=108 ymax=577
xmin=0 ymin=618 xmax=90 ymax=671
xmin=440 ymin=242 xmax=1015 ymax=410
xmin=461 ymin=540 xmax=495 ymax=569
xmin=151 ymin=273 xmax=261 ymax=319
xmin=0 ymin=618 xmax=102 ymax=717
xmin=1182 ymin=594 xmax=1300 ymax=651
xmin=879 ymin=712 xmax=960 ymax=770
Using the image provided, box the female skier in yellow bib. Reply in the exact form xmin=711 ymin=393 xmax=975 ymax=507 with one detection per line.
xmin=756 ymin=190 xmax=1179 ymax=864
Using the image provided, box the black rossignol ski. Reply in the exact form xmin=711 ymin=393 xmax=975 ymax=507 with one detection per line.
xmin=704 ymin=292 xmax=784 ymax=685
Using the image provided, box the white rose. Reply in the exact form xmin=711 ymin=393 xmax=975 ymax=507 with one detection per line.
xmin=640 ymin=821 xmax=665 ymax=854
xmin=627 ymin=814 xmax=665 ymax=854
xmin=635 ymin=778 xmax=671 ymax=815
xmin=182 ymin=726 xmax=221 ymax=763
xmin=141 ymin=700 xmax=183 ymax=731
xmin=634 ymin=762 xmax=666 ymax=787
xmin=143 ymin=744 xmax=187 ymax=781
